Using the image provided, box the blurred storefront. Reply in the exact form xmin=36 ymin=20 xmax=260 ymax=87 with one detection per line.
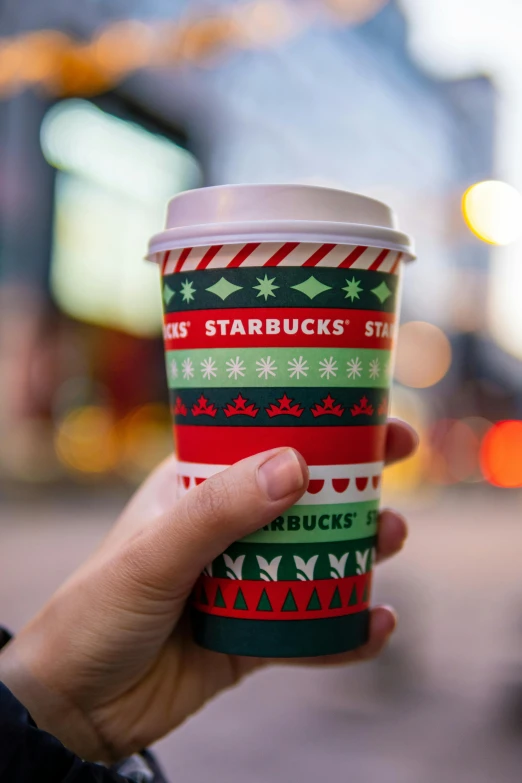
xmin=2 ymin=0 xmax=521 ymax=494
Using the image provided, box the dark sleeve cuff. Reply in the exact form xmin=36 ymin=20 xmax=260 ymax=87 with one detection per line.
xmin=0 ymin=682 xmax=129 ymax=782
xmin=0 ymin=627 xmax=13 ymax=650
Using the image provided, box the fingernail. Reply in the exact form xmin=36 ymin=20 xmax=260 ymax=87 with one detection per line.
xmin=257 ymin=449 xmax=306 ymax=501
xmin=381 ymin=605 xmax=398 ymax=634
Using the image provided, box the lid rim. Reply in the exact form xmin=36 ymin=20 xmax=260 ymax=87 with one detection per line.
xmin=147 ymin=219 xmax=416 ymax=262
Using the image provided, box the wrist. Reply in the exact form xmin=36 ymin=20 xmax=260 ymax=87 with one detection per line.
xmin=0 ymin=632 xmax=112 ymax=762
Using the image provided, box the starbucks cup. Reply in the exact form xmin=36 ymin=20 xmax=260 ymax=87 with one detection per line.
xmin=147 ymin=184 xmax=415 ymax=658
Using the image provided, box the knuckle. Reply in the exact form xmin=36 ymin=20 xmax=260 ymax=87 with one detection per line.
xmin=189 ymin=471 xmax=234 ymax=526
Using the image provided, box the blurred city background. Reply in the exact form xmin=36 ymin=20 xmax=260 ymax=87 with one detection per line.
xmin=1 ymin=0 xmax=522 ymax=780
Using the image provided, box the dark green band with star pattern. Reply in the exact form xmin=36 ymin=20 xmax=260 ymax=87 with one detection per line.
xmin=162 ymin=268 xmax=398 ymax=313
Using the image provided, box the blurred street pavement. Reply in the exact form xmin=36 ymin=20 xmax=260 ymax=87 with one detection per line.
xmin=1 ymin=491 xmax=522 ymax=782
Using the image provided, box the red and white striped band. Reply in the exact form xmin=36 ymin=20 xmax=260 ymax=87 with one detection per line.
xmin=160 ymin=243 xmax=403 ymax=276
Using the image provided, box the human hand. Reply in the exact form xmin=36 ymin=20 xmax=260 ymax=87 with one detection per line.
xmin=0 ymin=420 xmax=417 ymax=762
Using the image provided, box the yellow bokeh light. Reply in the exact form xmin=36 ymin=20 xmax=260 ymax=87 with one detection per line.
xmin=395 ymin=321 xmax=452 ymax=389
xmin=462 ymin=180 xmax=522 ymax=246
xmin=381 ymin=387 xmax=429 ymax=497
xmin=55 ymin=406 xmax=119 ymax=475
xmin=118 ymin=404 xmax=172 ymax=481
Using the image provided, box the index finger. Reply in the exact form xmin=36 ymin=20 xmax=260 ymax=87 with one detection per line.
xmin=385 ymin=419 xmax=418 ymax=465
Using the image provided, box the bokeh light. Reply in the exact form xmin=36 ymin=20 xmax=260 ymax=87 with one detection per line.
xmin=177 ymin=17 xmax=239 ymax=64
xmin=429 ymin=419 xmax=482 ymax=484
xmin=395 ymin=321 xmax=452 ymax=389
xmin=0 ymin=419 xmax=61 ymax=483
xmin=462 ymin=180 xmax=522 ymax=246
xmin=461 ymin=417 xmax=491 ymax=482
xmin=235 ymin=0 xmax=300 ymax=48
xmin=55 ymin=406 xmax=119 ymax=475
xmin=480 ymin=420 xmax=522 ymax=488
xmin=381 ymin=387 xmax=429 ymax=497
xmin=7 ymin=31 xmax=70 ymax=89
xmin=324 ymin=0 xmax=389 ymax=24
xmin=91 ymin=21 xmax=155 ymax=75
xmin=118 ymin=404 xmax=172 ymax=481
xmin=0 ymin=4 xmax=337 ymax=100
xmin=41 ymin=99 xmax=200 ymax=338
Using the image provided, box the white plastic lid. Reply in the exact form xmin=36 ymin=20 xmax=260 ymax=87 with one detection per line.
xmin=147 ymin=184 xmax=415 ymax=261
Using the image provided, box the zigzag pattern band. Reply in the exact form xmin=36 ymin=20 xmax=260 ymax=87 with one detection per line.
xmin=192 ymin=572 xmax=372 ymax=620
xmin=162 ymin=243 xmax=402 ymax=274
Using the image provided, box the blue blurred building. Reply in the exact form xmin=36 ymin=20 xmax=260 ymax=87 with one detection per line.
xmin=0 ymin=0 xmax=495 ymax=327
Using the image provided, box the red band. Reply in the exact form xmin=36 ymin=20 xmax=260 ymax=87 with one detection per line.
xmin=174 ymin=424 xmax=386 ymax=464
xmin=163 ymin=308 xmax=395 ymax=350
xmin=192 ymin=573 xmax=372 ymax=620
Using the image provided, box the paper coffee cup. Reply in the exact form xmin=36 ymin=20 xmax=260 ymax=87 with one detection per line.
xmin=148 ymin=184 xmax=415 ymax=658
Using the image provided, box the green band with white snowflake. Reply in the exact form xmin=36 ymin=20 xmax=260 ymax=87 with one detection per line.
xmin=162 ymin=268 xmax=398 ymax=313
xmin=169 ymin=387 xmax=388 ymax=426
xmin=211 ymin=537 xmax=376 ymax=581
xmin=165 ymin=347 xmax=391 ymax=389
xmin=240 ymin=501 xmax=378 ymax=544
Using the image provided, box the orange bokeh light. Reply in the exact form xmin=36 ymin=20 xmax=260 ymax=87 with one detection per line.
xmin=395 ymin=321 xmax=452 ymax=389
xmin=480 ymin=420 xmax=522 ymax=488
xmin=430 ymin=419 xmax=482 ymax=485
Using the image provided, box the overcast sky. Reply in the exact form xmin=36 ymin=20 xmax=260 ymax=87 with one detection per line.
xmin=401 ymin=0 xmax=522 ymax=181
xmin=401 ymin=0 xmax=522 ymax=77
xmin=400 ymin=0 xmax=522 ymax=356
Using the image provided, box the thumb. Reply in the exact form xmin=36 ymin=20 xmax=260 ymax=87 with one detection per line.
xmin=117 ymin=448 xmax=308 ymax=600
